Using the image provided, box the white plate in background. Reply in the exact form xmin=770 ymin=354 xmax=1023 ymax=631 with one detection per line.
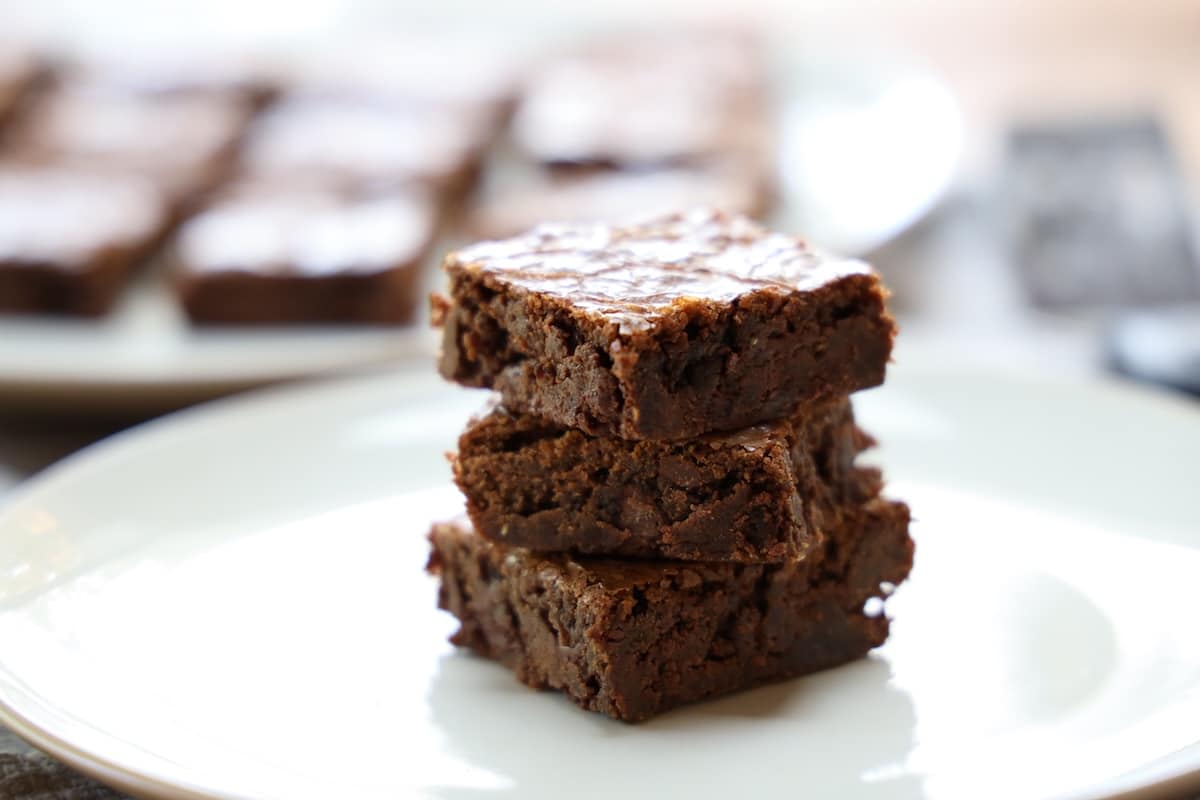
xmin=0 ymin=276 xmax=437 ymax=413
xmin=0 ymin=353 xmax=1196 ymax=800
xmin=0 ymin=22 xmax=960 ymax=412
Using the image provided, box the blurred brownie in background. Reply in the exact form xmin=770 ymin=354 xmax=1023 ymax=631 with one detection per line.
xmin=57 ymin=47 xmax=282 ymax=107
xmin=510 ymin=30 xmax=773 ymax=179
xmin=247 ymin=35 xmax=523 ymax=211
xmin=6 ymin=87 xmax=255 ymax=215
xmin=486 ymin=29 xmax=777 ymax=228
xmin=238 ymin=98 xmax=487 ymax=208
xmin=170 ymin=37 xmax=519 ymax=325
xmin=0 ymin=48 xmax=45 ymax=130
xmin=468 ymin=164 xmax=771 ymax=240
xmin=0 ymin=164 xmax=171 ymax=315
xmin=173 ymin=182 xmax=437 ymax=325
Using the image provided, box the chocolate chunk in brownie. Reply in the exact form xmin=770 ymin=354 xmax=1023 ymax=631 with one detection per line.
xmin=426 ymin=494 xmax=913 ymax=722
xmin=466 ymin=165 xmax=772 ymax=241
xmin=454 ymin=397 xmax=878 ymax=562
xmin=0 ymin=165 xmax=171 ymax=315
xmin=173 ymin=184 xmax=437 ymax=325
xmin=433 ymin=209 xmax=896 ymax=440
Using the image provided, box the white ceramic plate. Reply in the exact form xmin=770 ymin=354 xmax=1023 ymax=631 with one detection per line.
xmin=12 ymin=355 xmax=1192 ymax=800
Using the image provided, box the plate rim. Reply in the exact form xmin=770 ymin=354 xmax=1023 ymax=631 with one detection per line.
xmin=0 ymin=692 xmax=212 ymax=800
xmin=0 ymin=325 xmax=439 ymax=415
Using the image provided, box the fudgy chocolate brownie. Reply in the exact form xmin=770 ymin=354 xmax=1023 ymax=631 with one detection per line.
xmin=433 ymin=210 xmax=896 ymax=440
xmin=0 ymin=165 xmax=170 ymax=315
xmin=454 ymin=397 xmax=876 ymax=562
xmin=173 ymin=184 xmax=436 ymax=325
xmin=426 ymin=493 xmax=913 ymax=722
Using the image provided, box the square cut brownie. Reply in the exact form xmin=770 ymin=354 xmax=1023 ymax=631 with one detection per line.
xmin=173 ymin=184 xmax=437 ymax=325
xmin=433 ymin=209 xmax=896 ymax=440
xmin=426 ymin=494 xmax=913 ymax=722
xmin=454 ymin=397 xmax=877 ymax=562
xmin=0 ymin=165 xmax=171 ymax=315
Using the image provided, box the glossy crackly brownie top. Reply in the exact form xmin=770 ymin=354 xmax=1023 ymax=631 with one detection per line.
xmin=446 ymin=209 xmax=873 ymax=334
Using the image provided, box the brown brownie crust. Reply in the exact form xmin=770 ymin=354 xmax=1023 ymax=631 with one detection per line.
xmin=426 ymin=493 xmax=913 ymax=722
xmin=433 ymin=210 xmax=896 ymax=440
xmin=454 ymin=397 xmax=876 ymax=562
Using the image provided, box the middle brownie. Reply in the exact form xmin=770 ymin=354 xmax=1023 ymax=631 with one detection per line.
xmin=453 ymin=397 xmax=875 ymax=563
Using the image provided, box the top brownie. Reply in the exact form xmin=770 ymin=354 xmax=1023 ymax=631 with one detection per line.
xmin=433 ymin=209 xmax=896 ymax=440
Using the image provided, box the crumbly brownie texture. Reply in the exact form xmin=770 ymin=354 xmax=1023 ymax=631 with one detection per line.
xmin=433 ymin=209 xmax=896 ymax=440
xmin=173 ymin=186 xmax=436 ymax=325
xmin=426 ymin=493 xmax=913 ymax=722
xmin=0 ymin=166 xmax=170 ymax=315
xmin=454 ymin=397 xmax=875 ymax=562
xmin=466 ymin=165 xmax=771 ymax=241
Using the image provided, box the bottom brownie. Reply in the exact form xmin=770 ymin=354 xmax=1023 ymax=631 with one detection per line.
xmin=426 ymin=493 xmax=913 ymax=722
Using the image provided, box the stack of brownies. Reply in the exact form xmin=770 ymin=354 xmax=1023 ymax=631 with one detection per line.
xmin=427 ymin=209 xmax=915 ymax=722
